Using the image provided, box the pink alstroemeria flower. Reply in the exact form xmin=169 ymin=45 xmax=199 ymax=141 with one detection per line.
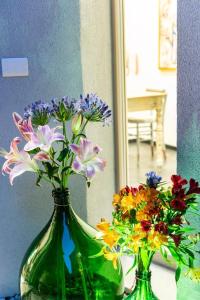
xmin=70 ymin=138 xmax=106 ymax=180
xmin=24 ymin=125 xmax=64 ymax=152
xmin=13 ymin=112 xmax=34 ymax=141
xmin=0 ymin=137 xmax=39 ymax=185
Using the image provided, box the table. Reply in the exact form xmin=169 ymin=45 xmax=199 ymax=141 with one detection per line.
xmin=127 ymin=90 xmax=167 ymax=166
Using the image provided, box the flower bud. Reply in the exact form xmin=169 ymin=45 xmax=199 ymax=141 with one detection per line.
xmin=71 ymin=114 xmax=83 ymax=135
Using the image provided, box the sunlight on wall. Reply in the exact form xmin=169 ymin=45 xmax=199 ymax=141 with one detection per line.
xmin=125 ymin=0 xmax=177 ymax=147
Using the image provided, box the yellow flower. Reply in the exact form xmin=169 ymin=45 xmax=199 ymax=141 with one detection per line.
xmin=103 ymin=249 xmax=120 ymax=269
xmin=128 ymin=241 xmax=140 ymax=253
xmin=96 ymin=220 xmax=110 ymax=233
xmin=185 ymin=267 xmax=200 ymax=282
xmin=136 ymin=209 xmax=150 ymax=221
xmin=103 ymin=230 xmax=120 ymax=248
xmin=132 ymin=224 xmax=147 ymax=240
xmin=148 ymin=230 xmax=168 ymax=250
xmin=128 ymin=224 xmax=147 ymax=253
xmin=121 ymin=193 xmax=135 ymax=212
xmin=113 ymin=193 xmax=121 ymax=206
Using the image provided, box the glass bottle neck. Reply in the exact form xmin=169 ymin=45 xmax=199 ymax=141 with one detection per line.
xmin=135 ymin=270 xmax=151 ymax=283
xmin=52 ymin=188 xmax=70 ymax=207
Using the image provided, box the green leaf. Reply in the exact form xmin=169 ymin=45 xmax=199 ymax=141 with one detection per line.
xmin=190 ymin=203 xmax=199 ymax=211
xmin=141 ymin=249 xmax=149 ymax=270
xmin=181 ymin=247 xmax=195 ymax=259
xmin=57 ymin=148 xmax=69 ymax=162
xmin=129 ymin=209 xmax=137 ymax=224
xmin=175 ymin=266 xmax=181 ymax=282
xmin=160 ymin=246 xmax=172 ymax=264
xmin=88 ymin=249 xmax=104 ymax=259
xmin=61 ymin=166 xmax=71 ymax=174
xmin=126 ymin=257 xmax=136 ymax=275
xmin=36 ymin=173 xmax=42 ymax=186
xmin=53 ymin=176 xmax=61 ymax=184
xmin=28 ymin=147 xmax=40 ymax=155
xmin=177 ymin=227 xmax=195 ymax=234
xmin=189 ymin=256 xmax=194 ymax=268
xmin=75 ymin=133 xmax=86 ymax=139
xmin=42 ymin=162 xmax=58 ymax=178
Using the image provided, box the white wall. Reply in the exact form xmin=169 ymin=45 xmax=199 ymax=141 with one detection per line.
xmin=125 ymin=0 xmax=177 ymax=147
xmin=80 ymin=0 xmax=116 ymax=225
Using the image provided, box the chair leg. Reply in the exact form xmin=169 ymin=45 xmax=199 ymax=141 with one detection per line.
xmin=150 ymin=122 xmax=154 ymax=158
xmin=163 ymin=145 xmax=167 ymax=161
xmin=136 ymin=123 xmax=140 ymax=162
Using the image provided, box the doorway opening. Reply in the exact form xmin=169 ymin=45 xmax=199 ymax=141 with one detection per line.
xmin=124 ymin=0 xmax=177 ymax=185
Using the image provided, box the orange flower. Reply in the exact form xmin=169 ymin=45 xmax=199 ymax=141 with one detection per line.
xmin=96 ymin=220 xmax=110 ymax=233
xmin=121 ymin=193 xmax=135 ymax=212
xmin=103 ymin=249 xmax=119 ymax=269
xmin=136 ymin=209 xmax=150 ymax=221
xmin=148 ymin=230 xmax=168 ymax=250
xmin=103 ymin=230 xmax=120 ymax=248
xmin=113 ymin=193 xmax=121 ymax=206
xmin=132 ymin=223 xmax=147 ymax=239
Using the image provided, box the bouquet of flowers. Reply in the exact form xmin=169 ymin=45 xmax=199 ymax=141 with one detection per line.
xmin=0 ymin=93 xmax=111 ymax=187
xmin=96 ymin=172 xmax=200 ymax=283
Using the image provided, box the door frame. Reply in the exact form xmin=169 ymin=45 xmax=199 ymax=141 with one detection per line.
xmin=111 ymin=0 xmax=128 ymax=190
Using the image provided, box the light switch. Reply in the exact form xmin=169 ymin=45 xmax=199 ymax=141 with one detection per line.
xmin=1 ymin=57 xmax=29 ymax=77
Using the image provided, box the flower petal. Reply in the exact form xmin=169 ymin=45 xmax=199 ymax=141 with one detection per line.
xmin=24 ymin=139 xmax=40 ymax=151
xmin=13 ymin=112 xmax=33 ymax=141
xmin=10 ymin=137 xmax=21 ymax=154
xmin=0 ymin=147 xmax=8 ymax=157
xmin=85 ymin=165 xmax=96 ymax=179
xmin=9 ymin=162 xmax=36 ymax=185
xmin=70 ymin=144 xmax=80 ymax=155
xmin=72 ymin=157 xmax=82 ymax=172
xmin=34 ymin=151 xmax=50 ymax=161
xmin=49 ymin=132 xmax=64 ymax=143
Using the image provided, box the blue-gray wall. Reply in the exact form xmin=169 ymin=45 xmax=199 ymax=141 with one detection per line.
xmin=177 ymin=0 xmax=200 ymax=299
xmin=0 ymin=0 xmax=86 ymax=296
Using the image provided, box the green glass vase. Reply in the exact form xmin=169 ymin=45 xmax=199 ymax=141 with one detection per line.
xmin=125 ymin=251 xmax=159 ymax=300
xmin=19 ymin=188 xmax=124 ymax=300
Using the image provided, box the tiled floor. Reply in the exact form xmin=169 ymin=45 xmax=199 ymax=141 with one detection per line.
xmin=128 ymin=141 xmax=177 ymax=186
xmin=121 ymin=256 xmax=176 ymax=300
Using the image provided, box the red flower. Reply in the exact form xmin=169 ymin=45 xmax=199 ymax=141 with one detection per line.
xmin=141 ymin=220 xmax=151 ymax=232
xmin=188 ymin=178 xmax=200 ymax=194
xmin=155 ymin=222 xmax=168 ymax=234
xmin=170 ymin=198 xmax=187 ymax=211
xmin=171 ymin=175 xmax=188 ymax=194
xmin=171 ymin=234 xmax=182 ymax=247
xmin=176 ymin=189 xmax=186 ymax=199
xmin=125 ymin=185 xmax=131 ymax=194
xmin=138 ymin=185 xmax=145 ymax=191
xmin=131 ymin=187 xmax=138 ymax=196
xmin=171 ymin=215 xmax=182 ymax=225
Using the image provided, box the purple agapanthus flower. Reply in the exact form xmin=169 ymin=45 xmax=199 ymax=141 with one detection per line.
xmin=24 ymin=100 xmax=52 ymax=126
xmin=80 ymin=93 xmax=112 ymax=125
xmin=146 ymin=171 xmax=162 ymax=188
xmin=51 ymin=96 xmax=81 ymax=122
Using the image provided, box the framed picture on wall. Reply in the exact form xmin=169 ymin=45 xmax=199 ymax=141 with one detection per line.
xmin=159 ymin=0 xmax=177 ymax=70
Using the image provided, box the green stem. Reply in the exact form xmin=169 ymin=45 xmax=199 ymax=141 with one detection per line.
xmin=68 ymin=119 xmax=89 ymax=168
xmin=42 ymin=173 xmax=56 ymax=188
xmin=62 ymin=121 xmax=68 ymax=189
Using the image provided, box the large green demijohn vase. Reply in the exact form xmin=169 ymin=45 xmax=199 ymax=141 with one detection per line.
xmin=19 ymin=188 xmax=124 ymax=299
